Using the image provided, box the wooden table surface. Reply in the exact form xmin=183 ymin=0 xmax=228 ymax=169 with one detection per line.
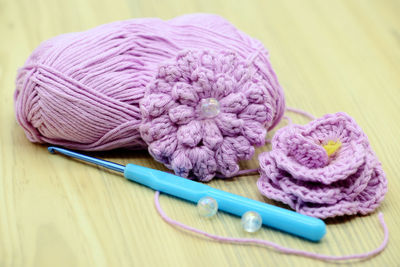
xmin=1 ymin=0 xmax=399 ymax=266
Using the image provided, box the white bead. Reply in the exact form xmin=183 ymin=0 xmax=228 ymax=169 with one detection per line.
xmin=201 ymin=98 xmax=220 ymax=118
xmin=241 ymin=211 xmax=262 ymax=233
xmin=197 ymin=196 xmax=218 ymax=217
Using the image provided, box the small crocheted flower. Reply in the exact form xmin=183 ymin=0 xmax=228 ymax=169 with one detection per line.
xmin=257 ymin=112 xmax=387 ymax=218
xmin=140 ymin=50 xmax=282 ymax=181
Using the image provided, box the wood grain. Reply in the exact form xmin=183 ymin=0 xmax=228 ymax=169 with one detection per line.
xmin=1 ymin=0 xmax=399 ymax=266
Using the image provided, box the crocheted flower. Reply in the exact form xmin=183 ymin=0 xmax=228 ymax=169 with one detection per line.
xmin=257 ymin=112 xmax=387 ymax=218
xmin=140 ymin=50 xmax=282 ymax=181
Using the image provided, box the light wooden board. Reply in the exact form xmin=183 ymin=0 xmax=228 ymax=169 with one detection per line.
xmin=1 ymin=0 xmax=399 ymax=266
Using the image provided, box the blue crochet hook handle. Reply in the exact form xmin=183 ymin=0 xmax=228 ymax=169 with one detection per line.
xmin=48 ymin=146 xmax=326 ymax=241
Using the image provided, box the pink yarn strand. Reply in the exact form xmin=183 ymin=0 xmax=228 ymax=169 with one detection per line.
xmin=286 ymin=107 xmax=316 ymax=120
xmin=154 ymin=191 xmax=388 ymax=262
xmin=236 ymin=168 xmax=259 ymax=176
xmin=214 ymin=168 xmax=259 ymax=178
xmin=283 ymin=115 xmax=293 ymax=125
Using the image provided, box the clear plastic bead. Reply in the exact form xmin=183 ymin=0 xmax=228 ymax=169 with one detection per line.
xmin=201 ymin=98 xmax=220 ymax=118
xmin=197 ymin=196 xmax=218 ymax=217
xmin=241 ymin=211 xmax=262 ymax=233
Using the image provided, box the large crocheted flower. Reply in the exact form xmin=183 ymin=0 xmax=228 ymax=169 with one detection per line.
xmin=257 ymin=112 xmax=387 ymax=218
xmin=139 ymin=50 xmax=283 ymax=181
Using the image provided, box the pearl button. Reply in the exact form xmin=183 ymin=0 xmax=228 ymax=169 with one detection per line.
xmin=201 ymin=98 xmax=220 ymax=118
xmin=241 ymin=211 xmax=262 ymax=233
xmin=197 ymin=196 xmax=218 ymax=217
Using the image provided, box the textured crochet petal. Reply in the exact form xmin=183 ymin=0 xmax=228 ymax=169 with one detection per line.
xmin=202 ymin=120 xmax=223 ymax=150
xmin=191 ymin=67 xmax=214 ymax=98
xmin=244 ymin=83 xmax=269 ymax=104
xmin=171 ymin=82 xmax=199 ymax=106
xmin=177 ymin=120 xmax=202 ymax=147
xmin=187 ymin=146 xmax=217 ymax=181
xmin=274 ymin=136 xmax=366 ymax=184
xmin=304 ymin=112 xmax=367 ymax=145
xmin=215 ymin=136 xmax=254 ymax=177
xmin=147 ymin=79 xmax=172 ymax=95
xmin=298 ymin=162 xmax=387 ymax=218
xmin=175 ymin=50 xmax=200 ymax=78
xmin=168 ymin=105 xmax=195 ymax=125
xmin=171 ymin=148 xmax=193 ymax=178
xmin=197 ymin=51 xmax=216 ymax=70
xmin=211 ymin=73 xmax=235 ymax=99
xmin=140 ymin=115 xmax=177 ymax=143
xmin=357 ymin=162 xmax=387 ymax=213
xmin=215 ymin=51 xmax=237 ymax=74
xmin=233 ymin=62 xmax=251 ymax=85
xmin=215 ymin=141 xmax=239 ymax=177
xmin=219 ymin=92 xmax=248 ymax=113
xmin=140 ymin=93 xmax=174 ymax=117
xmin=157 ymin=63 xmax=184 ymax=83
xmin=225 ymin=136 xmax=254 ymax=161
xmin=284 ymin=131 xmax=329 ymax=168
xmin=148 ymin=134 xmax=177 ymax=166
xmin=257 ymin=153 xmax=297 ymax=207
xmin=242 ymin=121 xmax=266 ymax=147
xmin=215 ymin=113 xmax=243 ymax=136
xmin=238 ymin=104 xmax=269 ymax=123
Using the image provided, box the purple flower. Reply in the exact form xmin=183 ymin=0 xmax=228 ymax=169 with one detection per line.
xmin=140 ymin=50 xmax=282 ymax=181
xmin=258 ymin=112 xmax=387 ymax=218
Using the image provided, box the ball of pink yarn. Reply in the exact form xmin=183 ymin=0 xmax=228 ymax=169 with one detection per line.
xmin=257 ymin=112 xmax=387 ymax=218
xmin=14 ymin=14 xmax=285 ymax=180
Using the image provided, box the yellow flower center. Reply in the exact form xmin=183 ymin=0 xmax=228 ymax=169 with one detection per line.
xmin=323 ymin=140 xmax=342 ymax=156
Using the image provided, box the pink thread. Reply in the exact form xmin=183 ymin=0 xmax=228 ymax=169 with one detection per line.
xmin=258 ymin=112 xmax=388 ymax=218
xmin=283 ymin=115 xmax=293 ymax=125
xmin=14 ymin=14 xmax=285 ymax=181
xmin=215 ymin=168 xmax=259 ymax=178
xmin=286 ymin=107 xmax=316 ymax=120
xmin=154 ymin=191 xmax=388 ymax=262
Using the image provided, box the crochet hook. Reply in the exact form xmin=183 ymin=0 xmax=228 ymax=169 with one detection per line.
xmin=48 ymin=146 xmax=326 ymax=241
